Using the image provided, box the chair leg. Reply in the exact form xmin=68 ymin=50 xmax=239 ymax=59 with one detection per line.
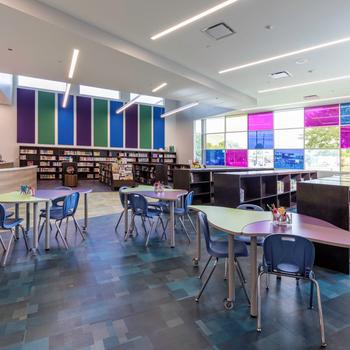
xmin=2 ymin=229 xmax=16 ymax=266
xmin=115 ymin=211 xmax=124 ymax=232
xmin=38 ymin=219 xmax=46 ymax=241
xmin=55 ymin=221 xmax=69 ymax=249
xmin=257 ymin=271 xmax=265 ymax=332
xmin=0 ymin=235 xmax=6 ymax=251
xmin=235 ymin=261 xmax=250 ymax=305
xmin=141 ymin=216 xmax=148 ymax=237
xmin=159 ymin=216 xmax=167 ymax=240
xmin=145 ymin=220 xmax=156 ymax=247
xmin=64 ymin=217 xmax=69 ymax=240
xmin=199 ymin=256 xmax=213 ymax=279
xmin=72 ymin=216 xmax=85 ymax=240
xmin=187 ymin=214 xmax=196 ymax=232
xmin=195 ymin=257 xmax=218 ymax=302
xmin=224 ymin=258 xmax=228 ymax=280
xmin=310 ymin=278 xmax=327 ymax=347
xmin=179 ymin=217 xmax=191 ymax=243
xmin=235 ymin=258 xmax=247 ymax=283
xmin=20 ymin=225 xmax=29 ymax=251
xmin=309 ymin=280 xmax=314 ymax=309
xmin=125 ymin=214 xmax=135 ymax=241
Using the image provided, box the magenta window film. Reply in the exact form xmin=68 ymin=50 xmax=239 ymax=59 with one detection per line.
xmin=304 ymin=104 xmax=339 ymax=127
xmin=341 ymin=126 xmax=350 ymax=148
xmin=226 ymin=150 xmax=248 ymax=167
xmin=248 ymin=112 xmax=273 ymax=131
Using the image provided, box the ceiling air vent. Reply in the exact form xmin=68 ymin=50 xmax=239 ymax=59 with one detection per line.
xmin=202 ymin=22 xmax=235 ymax=40
xmin=269 ymin=71 xmax=292 ymax=79
xmin=304 ymin=94 xmax=319 ymax=100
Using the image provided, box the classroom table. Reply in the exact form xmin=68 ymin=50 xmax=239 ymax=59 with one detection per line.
xmin=122 ymin=186 xmax=188 ymax=247
xmin=189 ymin=205 xmax=350 ymax=317
xmin=0 ymin=191 xmax=50 ymax=254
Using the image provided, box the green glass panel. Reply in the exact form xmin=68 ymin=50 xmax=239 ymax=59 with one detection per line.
xmin=94 ymin=99 xmax=108 ymax=147
xmin=38 ymin=91 xmax=55 ymax=144
xmin=305 ymin=126 xmax=339 ymax=149
xmin=139 ymin=105 xmax=152 ymax=149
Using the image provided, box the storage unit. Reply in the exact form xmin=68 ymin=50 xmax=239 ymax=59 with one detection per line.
xmin=99 ymin=161 xmax=135 ymax=190
xmin=132 ymin=163 xmax=168 ymax=185
xmin=214 ymin=170 xmax=318 ymax=209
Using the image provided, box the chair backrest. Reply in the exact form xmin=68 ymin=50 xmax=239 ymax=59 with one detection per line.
xmin=263 ymin=234 xmax=315 ymax=277
xmin=237 ymin=204 xmax=264 ymax=212
xmin=0 ymin=204 xmax=6 ymax=227
xmin=55 ymin=186 xmax=73 ymax=191
xmin=63 ymin=192 xmax=80 ymax=217
xmin=119 ymin=186 xmax=129 ymax=209
xmin=184 ymin=191 xmax=194 ymax=213
xmin=129 ymin=193 xmax=148 ymax=216
xmin=197 ymin=211 xmax=215 ymax=255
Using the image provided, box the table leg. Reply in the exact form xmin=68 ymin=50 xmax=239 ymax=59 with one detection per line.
xmin=224 ymin=235 xmax=235 ymax=310
xmin=250 ymin=236 xmax=258 ymax=317
xmin=31 ymin=202 xmax=38 ymax=255
xmin=169 ymin=201 xmax=175 ymax=248
xmin=45 ymin=201 xmax=50 ymax=250
xmin=15 ymin=203 xmax=19 ymax=239
xmin=193 ymin=213 xmax=201 ymax=267
xmin=83 ymin=193 xmax=88 ymax=232
xmin=124 ymin=194 xmax=129 ymax=240
xmin=26 ymin=203 xmax=30 ymax=233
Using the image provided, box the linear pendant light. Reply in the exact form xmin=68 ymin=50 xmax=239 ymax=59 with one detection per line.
xmin=151 ymin=0 xmax=239 ymax=40
xmin=161 ymin=102 xmax=199 ymax=118
xmin=68 ymin=49 xmax=80 ymax=79
xmin=219 ymin=36 xmax=350 ymax=74
xmin=258 ymin=74 xmax=350 ymax=93
xmin=116 ymin=95 xmax=141 ymax=114
xmin=62 ymin=83 xmax=71 ymax=108
xmin=152 ymin=82 xmax=167 ymax=93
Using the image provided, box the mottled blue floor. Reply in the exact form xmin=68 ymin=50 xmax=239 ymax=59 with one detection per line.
xmin=1 ymin=213 xmax=350 ymax=350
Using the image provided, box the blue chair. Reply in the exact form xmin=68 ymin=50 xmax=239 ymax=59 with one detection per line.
xmin=195 ymin=211 xmax=250 ymax=305
xmin=39 ymin=192 xmax=83 ymax=249
xmin=115 ymin=186 xmax=132 ymax=232
xmin=163 ymin=191 xmax=196 ymax=243
xmin=0 ymin=204 xmax=28 ymax=266
xmin=127 ymin=193 xmax=166 ymax=247
xmin=257 ymin=234 xmax=326 ymax=347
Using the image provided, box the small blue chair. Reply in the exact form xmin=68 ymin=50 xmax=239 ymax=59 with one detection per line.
xmin=127 ymin=193 xmax=166 ymax=246
xmin=39 ymin=192 xmax=83 ymax=249
xmin=195 ymin=211 xmax=250 ymax=306
xmin=0 ymin=204 xmax=28 ymax=266
xmin=257 ymin=234 xmax=326 ymax=347
xmin=115 ymin=186 xmax=132 ymax=232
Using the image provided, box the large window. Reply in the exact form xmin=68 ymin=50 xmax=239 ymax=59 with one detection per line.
xmin=130 ymin=93 xmax=164 ymax=106
xmin=80 ymin=85 xmax=120 ymax=100
xmin=194 ymin=120 xmax=202 ymax=163
xmin=18 ymin=75 xmax=66 ymax=92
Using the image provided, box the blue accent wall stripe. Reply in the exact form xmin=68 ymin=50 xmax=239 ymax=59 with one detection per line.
xmin=110 ymin=101 xmax=124 ymax=148
xmin=58 ymin=94 xmax=74 ymax=145
xmin=153 ymin=107 xmax=165 ymax=149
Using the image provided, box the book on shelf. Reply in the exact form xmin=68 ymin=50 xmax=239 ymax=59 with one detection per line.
xmin=277 ymin=181 xmax=285 ymax=194
xmin=20 ymin=149 xmax=37 ymax=155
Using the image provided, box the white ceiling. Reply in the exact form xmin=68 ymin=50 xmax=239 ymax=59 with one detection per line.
xmin=1 ymin=0 xmax=350 ymax=111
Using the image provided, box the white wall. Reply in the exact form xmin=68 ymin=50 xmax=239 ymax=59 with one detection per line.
xmin=0 ymin=103 xmax=17 ymax=165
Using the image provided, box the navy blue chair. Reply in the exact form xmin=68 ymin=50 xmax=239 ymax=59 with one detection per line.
xmin=257 ymin=234 xmax=326 ymax=347
xmin=163 ymin=191 xmax=196 ymax=243
xmin=115 ymin=186 xmax=132 ymax=232
xmin=0 ymin=204 xmax=28 ymax=266
xmin=195 ymin=211 xmax=250 ymax=305
xmin=39 ymin=192 xmax=83 ymax=249
xmin=127 ymin=193 xmax=166 ymax=246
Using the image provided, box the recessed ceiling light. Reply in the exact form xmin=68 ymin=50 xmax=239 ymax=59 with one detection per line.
xmin=62 ymin=83 xmax=71 ymax=108
xmin=151 ymin=0 xmax=239 ymax=40
xmin=116 ymin=95 xmax=140 ymax=114
xmin=161 ymin=102 xmax=199 ymax=118
xmin=259 ymin=74 xmax=350 ymax=93
xmin=265 ymin=25 xmax=274 ymax=30
xmin=152 ymin=82 xmax=167 ymax=93
xmin=202 ymin=22 xmax=235 ymax=40
xmin=269 ymin=71 xmax=292 ymax=79
xmin=219 ymin=35 xmax=350 ymax=74
xmin=296 ymin=58 xmax=308 ymax=65
xmin=68 ymin=48 xmax=79 ymax=79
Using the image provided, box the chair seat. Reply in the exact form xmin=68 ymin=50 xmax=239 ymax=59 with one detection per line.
xmin=134 ymin=208 xmax=161 ymax=219
xmin=163 ymin=207 xmax=186 ymax=216
xmin=40 ymin=207 xmax=66 ymax=220
xmin=3 ymin=218 xmax=24 ymax=229
xmin=40 ymin=205 xmax=62 ymax=213
xmin=148 ymin=201 xmax=168 ymax=209
xmin=235 ymin=235 xmax=264 ymax=246
xmin=276 ymin=263 xmax=300 ymax=274
xmin=209 ymin=238 xmax=248 ymax=259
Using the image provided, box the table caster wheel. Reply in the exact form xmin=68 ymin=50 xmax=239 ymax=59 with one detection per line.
xmin=192 ymin=258 xmax=199 ymax=267
xmin=257 ymin=328 xmax=262 ymax=333
xmin=321 ymin=343 xmax=327 ymax=348
xmin=223 ymin=299 xmax=234 ymax=310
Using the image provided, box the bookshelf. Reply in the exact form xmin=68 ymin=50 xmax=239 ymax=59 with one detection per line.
xmin=99 ymin=161 xmax=135 ymax=190
xmin=132 ymin=163 xmax=168 ymax=185
xmin=19 ymin=145 xmax=177 ymax=181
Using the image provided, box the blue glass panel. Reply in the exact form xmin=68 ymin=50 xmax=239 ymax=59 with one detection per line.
xmin=248 ymin=130 xmax=274 ymax=149
xmin=274 ymin=149 xmax=304 ymax=169
xmin=340 ymin=103 xmax=350 ymax=125
xmin=153 ymin=107 xmax=165 ymax=149
xmin=110 ymin=100 xmax=124 ymax=148
xmin=58 ymin=94 xmax=74 ymax=145
xmin=205 ymin=150 xmax=225 ymax=165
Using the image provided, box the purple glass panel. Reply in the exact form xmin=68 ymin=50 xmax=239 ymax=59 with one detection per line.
xmin=226 ymin=150 xmax=248 ymax=167
xmin=341 ymin=126 xmax=350 ymax=148
xmin=125 ymin=104 xmax=138 ymax=148
xmin=304 ymin=104 xmax=339 ymax=127
xmin=76 ymin=96 xmax=92 ymax=146
xmin=17 ymin=88 xmax=35 ymax=143
xmin=248 ymin=112 xmax=273 ymax=131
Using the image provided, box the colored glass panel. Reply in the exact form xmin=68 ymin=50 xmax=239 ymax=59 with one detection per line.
xmin=304 ymin=104 xmax=339 ymax=127
xmin=248 ymin=150 xmax=274 ymax=168
xmin=93 ymin=99 xmax=108 ymax=147
xmin=248 ymin=130 xmax=273 ymax=149
xmin=340 ymin=103 xmax=350 ymax=125
xmin=139 ymin=105 xmax=152 ymax=149
xmin=125 ymin=104 xmax=138 ymax=148
xmin=341 ymin=149 xmax=350 ymax=171
xmin=248 ymin=112 xmax=273 ymax=131
xmin=58 ymin=94 xmax=74 ymax=145
xmin=110 ymin=101 xmax=124 ymax=148
xmin=274 ymin=149 xmax=304 ymax=169
xmin=341 ymin=126 xmax=350 ymax=148
xmin=153 ymin=106 xmax=165 ymax=149
xmin=225 ymin=150 xmax=248 ymax=167
xmin=38 ymin=91 xmax=55 ymax=144
xmin=17 ymin=88 xmax=35 ymax=143
xmin=305 ymin=149 xmax=339 ymax=171
xmin=205 ymin=150 xmax=225 ymax=165
xmin=304 ymin=126 xmax=339 ymax=149
xmin=206 ymin=133 xmax=225 ymax=149
xmin=76 ymin=96 xmax=92 ymax=146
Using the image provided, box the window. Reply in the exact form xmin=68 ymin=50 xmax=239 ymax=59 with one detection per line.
xmin=304 ymin=105 xmax=339 ymax=127
xmin=206 ymin=133 xmax=225 ymax=149
xmin=274 ymin=109 xmax=304 ymax=129
xmin=341 ymin=149 xmax=350 ymax=171
xmin=226 ymin=150 xmax=248 ymax=167
xmin=226 ymin=132 xmax=247 ymax=149
xmin=248 ymin=112 xmax=273 ymax=130
xmin=80 ymin=85 xmax=120 ymax=99
xmin=248 ymin=130 xmax=274 ymax=149
xmin=341 ymin=126 xmax=350 ymax=149
xmin=304 ymin=126 xmax=339 ymax=149
xmin=248 ymin=150 xmax=274 ymax=168
xmin=130 ymin=93 xmax=164 ymax=106
xmin=206 ymin=117 xmax=225 ymax=133
xmin=275 ymin=150 xmax=304 ymax=170
xmin=340 ymin=103 xmax=350 ymax=125
xmin=18 ymin=75 xmax=66 ymax=92
xmin=226 ymin=115 xmax=247 ymax=132
xmin=205 ymin=150 xmax=225 ymax=165
xmin=305 ymin=149 xmax=339 ymax=171
xmin=274 ymin=129 xmax=304 ymax=149
xmin=194 ymin=120 xmax=202 ymax=163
